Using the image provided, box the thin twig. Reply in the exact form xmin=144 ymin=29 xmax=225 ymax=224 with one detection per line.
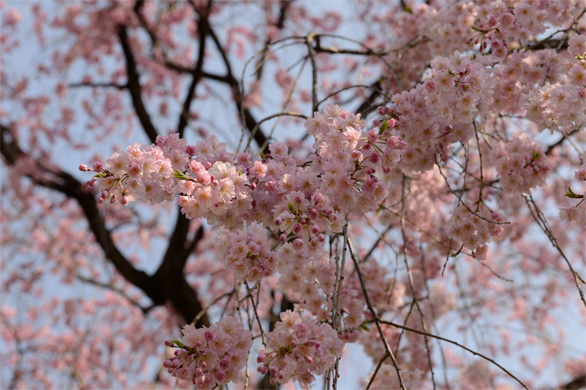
xmin=398 ymin=174 xmax=436 ymax=390
xmin=378 ymin=319 xmax=530 ymax=390
xmin=347 ymin=239 xmax=406 ymax=390
xmin=306 ymin=32 xmax=319 ymax=113
xmin=524 ymin=195 xmax=586 ymax=308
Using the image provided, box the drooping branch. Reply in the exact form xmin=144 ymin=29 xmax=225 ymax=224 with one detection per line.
xmin=379 ymin=319 xmax=530 ymax=390
xmin=346 ymin=238 xmax=406 ymax=390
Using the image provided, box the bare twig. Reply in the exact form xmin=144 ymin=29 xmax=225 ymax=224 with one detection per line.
xmin=379 ymin=319 xmax=530 ymax=389
xmin=347 ymin=239 xmax=406 ymax=390
xmin=524 ymin=195 xmax=586 ymax=308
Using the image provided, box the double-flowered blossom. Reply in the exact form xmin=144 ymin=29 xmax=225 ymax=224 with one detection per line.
xmin=257 ymin=311 xmax=344 ymax=387
xmin=163 ymin=316 xmax=251 ymax=389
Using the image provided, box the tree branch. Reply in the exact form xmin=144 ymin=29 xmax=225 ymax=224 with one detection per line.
xmin=176 ymin=0 xmax=213 ymax=137
xmin=1 ymin=124 xmax=210 ymax=327
xmin=118 ymin=24 xmax=159 ymax=144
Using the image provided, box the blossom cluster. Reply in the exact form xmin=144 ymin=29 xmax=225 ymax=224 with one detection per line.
xmin=489 ymin=133 xmax=551 ymax=194
xmin=83 ymin=105 xmax=407 ymax=233
xmin=522 ymin=34 xmax=586 ymax=133
xmin=257 ymin=311 xmax=344 ymax=387
xmin=216 ymin=222 xmax=277 ymax=282
xmin=447 ymin=205 xmax=505 ymax=258
xmin=275 ymin=242 xmax=336 ymax=320
xmin=163 ymin=316 xmax=251 ymax=389
xmin=304 ymin=104 xmax=407 ymax=215
xmin=382 ymin=52 xmax=495 ymax=172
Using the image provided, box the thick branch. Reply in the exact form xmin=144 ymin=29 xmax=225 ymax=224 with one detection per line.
xmin=118 ymin=25 xmax=159 ymax=144
xmin=1 ymin=124 xmax=158 ymax=301
xmin=161 ymin=31 xmax=268 ymax=147
xmin=176 ymin=0 xmax=212 ymax=137
xmin=1 ymin=124 xmax=209 ymax=327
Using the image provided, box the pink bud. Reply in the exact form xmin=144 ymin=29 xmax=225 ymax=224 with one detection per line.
xmin=165 ymin=340 xmax=174 ymax=347
xmin=204 ymin=161 xmax=212 ymax=169
xmin=309 ymin=208 xmax=319 ymax=219
xmin=204 ymin=331 xmax=213 ymax=340
xmin=78 ymin=164 xmax=91 ymax=172
xmin=215 ymin=371 xmax=227 ymax=381
xmin=311 ymin=224 xmax=320 ymax=235
xmin=280 ymin=233 xmax=287 ymax=242
xmin=121 ymin=195 xmax=129 ymax=205
xmin=92 ymin=162 xmax=103 ymax=172
xmin=292 ymin=223 xmax=301 ymax=234
xmin=293 ymin=238 xmax=304 ymax=251
xmin=274 ymin=218 xmax=283 ymax=226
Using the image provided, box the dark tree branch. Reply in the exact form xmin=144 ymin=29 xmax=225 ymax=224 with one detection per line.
xmin=69 ymin=82 xmax=127 ymax=90
xmin=176 ymin=0 xmax=213 ymax=137
xmin=545 ymin=128 xmax=582 ymax=156
xmin=554 ymin=374 xmax=586 ymax=390
xmin=162 ymin=21 xmax=269 ymax=148
xmin=255 ymin=0 xmax=293 ymax=81
xmin=354 ymin=79 xmax=383 ymax=116
xmin=1 ymin=124 xmax=158 ymax=301
xmin=1 ymin=124 xmax=209 ymax=327
xmin=118 ymin=25 xmax=159 ymax=144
